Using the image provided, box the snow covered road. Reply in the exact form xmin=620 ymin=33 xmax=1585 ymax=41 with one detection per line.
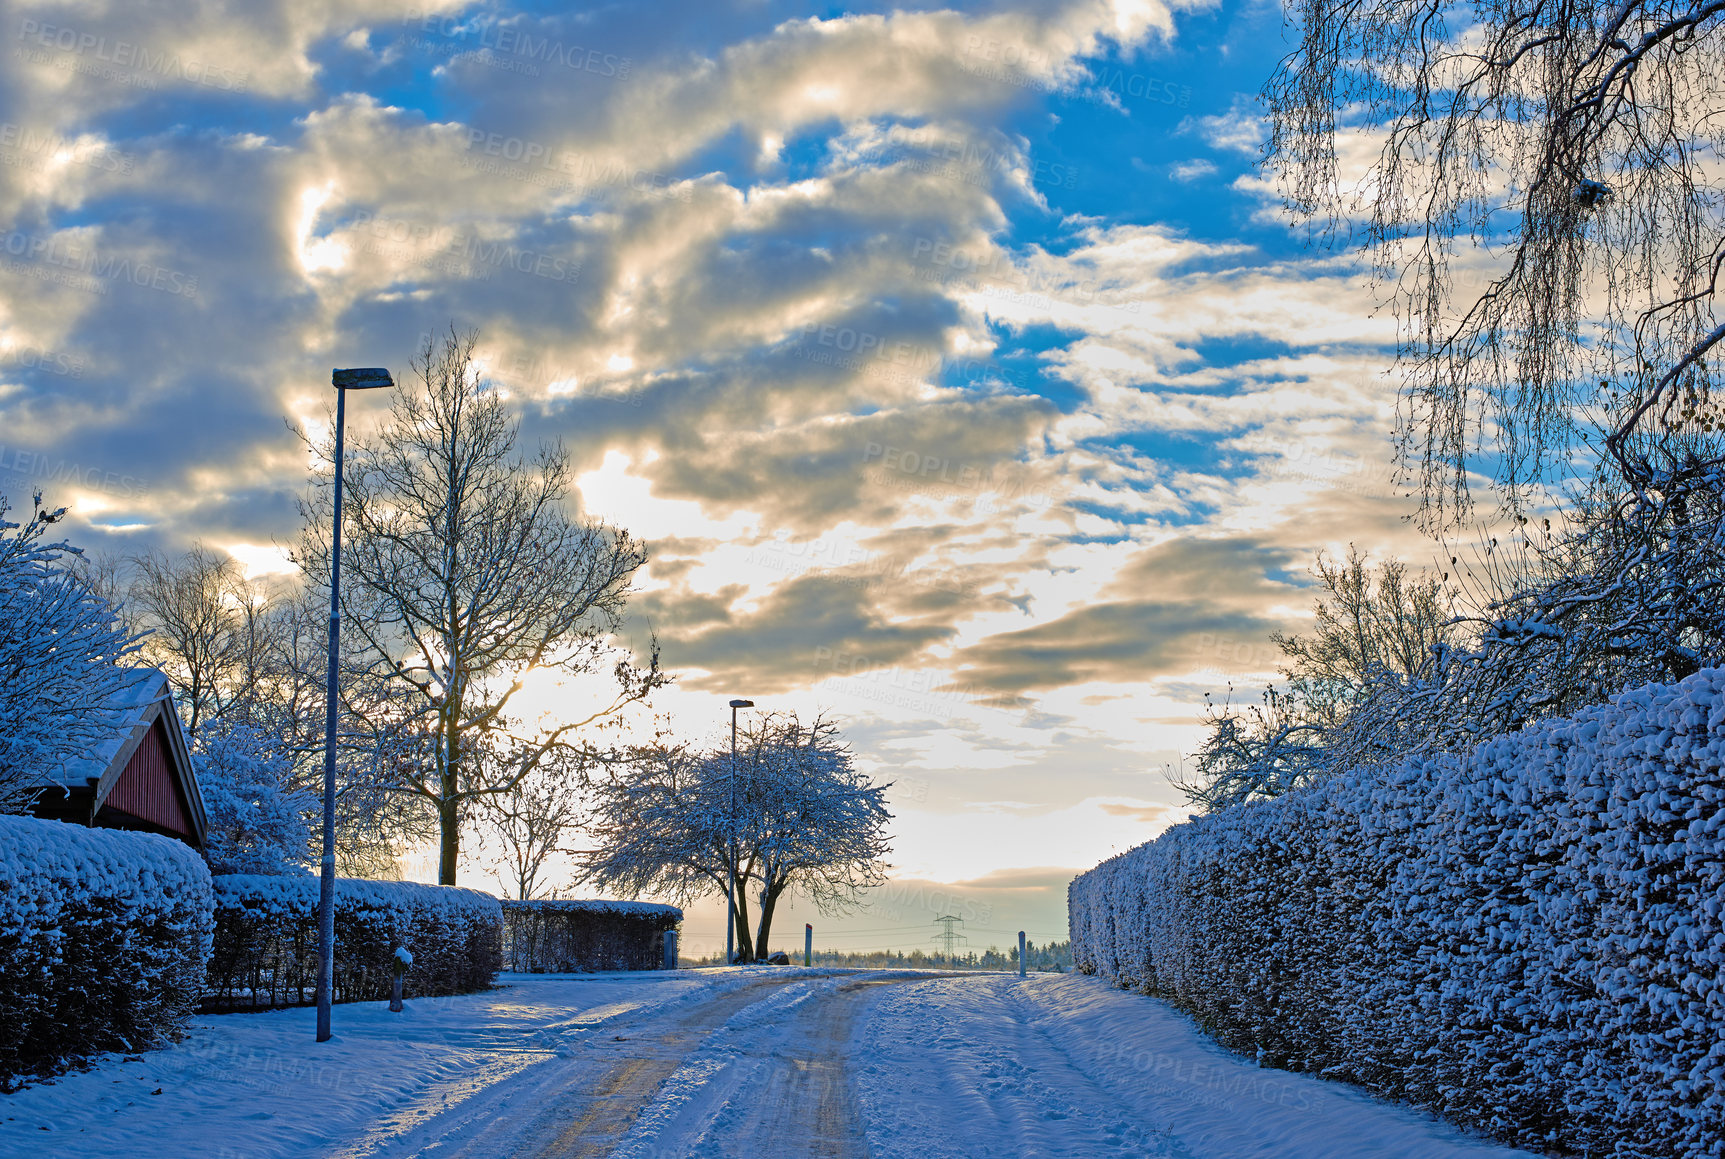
xmin=2 ymin=969 xmax=1539 ymax=1158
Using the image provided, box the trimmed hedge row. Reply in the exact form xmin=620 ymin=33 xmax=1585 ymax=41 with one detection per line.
xmin=0 ymin=815 xmax=214 ymax=1090
xmin=203 ymin=875 xmax=502 ymax=1010
xmin=502 ymin=899 xmax=681 ymax=972
xmin=1070 ymin=670 xmax=1725 ymax=1158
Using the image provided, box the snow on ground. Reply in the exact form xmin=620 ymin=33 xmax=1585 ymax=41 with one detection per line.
xmin=856 ymin=973 xmax=1541 ymax=1159
xmin=2 ymin=968 xmax=1542 ymax=1158
xmin=0 ymin=971 xmax=760 ymax=1159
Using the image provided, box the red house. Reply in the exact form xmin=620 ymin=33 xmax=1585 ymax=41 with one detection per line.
xmin=31 ymin=667 xmax=207 ymax=848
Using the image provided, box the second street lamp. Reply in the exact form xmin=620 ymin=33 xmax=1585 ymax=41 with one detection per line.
xmin=316 ymin=366 xmax=394 ymax=1043
xmin=726 ymin=697 xmax=753 ymax=965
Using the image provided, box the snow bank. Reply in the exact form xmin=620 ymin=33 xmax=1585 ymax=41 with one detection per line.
xmin=1070 ymin=669 xmax=1725 ymax=1159
xmin=205 ymin=875 xmax=501 ymax=1009
xmin=501 ymin=898 xmax=681 ymax=973
xmin=0 ymin=815 xmax=213 ymax=1089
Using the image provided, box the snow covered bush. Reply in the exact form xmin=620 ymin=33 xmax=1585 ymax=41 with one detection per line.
xmin=0 ymin=492 xmax=137 ymax=811
xmin=203 ymin=876 xmax=501 ymax=1009
xmin=501 ymin=899 xmax=681 ymax=973
xmin=0 ymin=815 xmax=214 ymax=1089
xmin=1072 ymin=669 xmax=1725 ymax=1158
xmin=193 ymin=724 xmax=312 ymax=875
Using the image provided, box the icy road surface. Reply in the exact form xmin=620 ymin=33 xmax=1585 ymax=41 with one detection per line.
xmin=3 ymin=968 xmax=1536 ymax=1158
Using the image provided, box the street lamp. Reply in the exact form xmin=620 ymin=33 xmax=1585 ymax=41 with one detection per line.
xmin=726 ymin=697 xmax=754 ymax=966
xmin=317 ymin=367 xmax=394 ymax=1043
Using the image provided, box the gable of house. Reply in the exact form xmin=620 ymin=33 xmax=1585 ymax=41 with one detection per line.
xmin=96 ymin=715 xmax=198 ymax=839
xmin=30 ymin=668 xmax=207 ymax=848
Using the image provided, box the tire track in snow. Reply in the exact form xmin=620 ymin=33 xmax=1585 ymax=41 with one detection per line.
xmin=330 ymin=975 xmax=792 ymax=1159
xmin=612 ymin=972 xmax=928 ymax=1157
xmin=721 ymin=975 xmax=905 ymax=1156
xmin=854 ymin=974 xmax=1184 ymax=1157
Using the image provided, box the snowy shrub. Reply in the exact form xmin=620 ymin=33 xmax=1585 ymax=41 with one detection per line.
xmin=501 ymin=899 xmax=681 ymax=973
xmin=1071 ymin=669 xmax=1725 ymax=1158
xmin=203 ymin=876 xmax=501 ymax=1009
xmin=194 ymin=724 xmax=312 ymax=875
xmin=0 ymin=815 xmax=214 ymax=1089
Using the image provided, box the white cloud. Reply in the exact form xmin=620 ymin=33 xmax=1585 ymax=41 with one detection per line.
xmin=1169 ymin=158 xmax=1218 ymax=181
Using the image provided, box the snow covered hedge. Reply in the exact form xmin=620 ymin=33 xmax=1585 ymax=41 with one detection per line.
xmin=501 ymin=898 xmax=681 ymax=973
xmin=1071 ymin=669 xmax=1725 ymax=1159
xmin=0 ymin=816 xmax=214 ymax=1089
xmin=203 ymin=876 xmax=501 ymax=1009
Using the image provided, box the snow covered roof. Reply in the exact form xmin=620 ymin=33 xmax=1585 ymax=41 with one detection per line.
xmin=48 ymin=668 xmax=172 ymax=786
xmin=33 ymin=667 xmax=206 ymax=845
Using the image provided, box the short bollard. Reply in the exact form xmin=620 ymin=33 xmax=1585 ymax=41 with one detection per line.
xmin=804 ymin=923 xmax=813 ymax=967
xmin=391 ymin=945 xmax=412 ymax=1012
xmin=1018 ymin=931 xmax=1027 ymax=977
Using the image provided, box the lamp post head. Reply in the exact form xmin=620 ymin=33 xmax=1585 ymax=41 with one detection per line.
xmin=729 ymin=699 xmax=754 ymax=708
xmin=332 ymin=367 xmax=395 ymax=390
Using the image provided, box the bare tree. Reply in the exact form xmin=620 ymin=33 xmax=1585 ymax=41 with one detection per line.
xmin=297 ymin=327 xmax=664 ymax=885
xmin=481 ymin=751 xmax=585 ymax=900
xmin=581 ymin=715 xmax=892 ymax=961
xmin=244 ymin=585 xmax=425 ymax=876
xmin=128 ymin=544 xmax=277 ymax=740
xmin=116 ymin=546 xmax=417 ymax=873
xmin=1264 ymin=0 xmax=1725 ymax=521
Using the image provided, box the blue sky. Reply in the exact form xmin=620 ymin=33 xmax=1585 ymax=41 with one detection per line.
xmin=0 ymin=0 xmax=1434 ymax=953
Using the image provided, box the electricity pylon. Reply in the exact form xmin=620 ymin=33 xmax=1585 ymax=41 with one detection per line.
xmin=931 ymin=914 xmax=968 ymax=966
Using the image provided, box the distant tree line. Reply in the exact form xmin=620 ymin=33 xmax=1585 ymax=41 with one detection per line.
xmin=685 ymin=940 xmax=1073 ymax=972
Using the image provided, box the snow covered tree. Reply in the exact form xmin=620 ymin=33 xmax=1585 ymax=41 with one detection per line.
xmin=1264 ymin=0 xmax=1725 ymax=521
xmin=577 ymin=740 xmax=722 ymax=925
xmin=120 ymin=544 xmax=423 ymax=875
xmin=0 ymin=492 xmax=137 ymax=812
xmin=1179 ymin=551 xmax=1458 ymax=810
xmin=1185 ymin=455 xmax=1725 ymax=810
xmin=194 ymin=722 xmax=312 ymax=875
xmin=1414 ymin=450 xmax=1725 ymax=740
xmin=581 ymin=715 xmax=891 ymax=960
xmin=296 ymin=326 xmax=664 ymax=885
xmin=730 ymin=714 xmax=893 ymax=957
xmin=1175 ymin=685 xmax=1329 ymax=812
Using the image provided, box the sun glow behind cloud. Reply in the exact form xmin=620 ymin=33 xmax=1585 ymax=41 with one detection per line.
xmin=295 ymin=183 xmax=346 ymax=273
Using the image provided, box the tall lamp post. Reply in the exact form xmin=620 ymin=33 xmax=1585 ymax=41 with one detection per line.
xmin=317 ymin=367 xmax=394 ymax=1043
xmin=725 ymin=697 xmax=753 ymax=965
